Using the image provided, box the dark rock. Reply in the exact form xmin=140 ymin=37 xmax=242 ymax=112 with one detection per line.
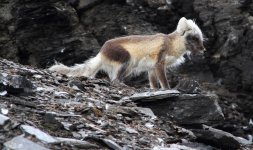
xmin=77 ymin=0 xmax=103 ymax=10
xmin=68 ymin=80 xmax=86 ymax=91
xmin=8 ymin=75 xmax=34 ymax=94
xmin=191 ymin=125 xmax=252 ymax=149
xmin=4 ymin=135 xmax=49 ymax=150
xmin=81 ymin=2 xmax=157 ymax=45
xmin=176 ymin=79 xmax=201 ymax=94
xmin=43 ymin=113 xmax=64 ymax=131
xmin=138 ymin=93 xmax=224 ymax=125
xmin=193 ymin=0 xmax=253 ymax=92
xmin=0 ymin=74 xmax=34 ymax=95
xmin=0 ymin=0 xmax=100 ymax=68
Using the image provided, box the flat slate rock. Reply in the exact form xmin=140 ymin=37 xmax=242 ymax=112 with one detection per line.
xmin=53 ymin=137 xmax=99 ymax=149
xmin=4 ymin=135 xmax=49 ymax=150
xmin=20 ymin=125 xmax=57 ymax=143
xmin=0 ymin=114 xmax=10 ymax=127
xmin=0 ymin=114 xmax=10 ymax=130
xmin=102 ymin=139 xmax=123 ymax=150
xmin=129 ymin=90 xmax=180 ymax=101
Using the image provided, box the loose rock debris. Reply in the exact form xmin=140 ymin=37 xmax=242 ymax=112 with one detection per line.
xmin=0 ymin=58 xmax=252 ymax=149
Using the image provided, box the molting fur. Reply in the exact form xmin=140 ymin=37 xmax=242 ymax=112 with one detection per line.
xmin=49 ymin=17 xmax=205 ymax=89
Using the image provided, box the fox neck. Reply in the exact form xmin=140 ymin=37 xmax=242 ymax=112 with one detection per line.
xmin=168 ymin=32 xmax=188 ymax=58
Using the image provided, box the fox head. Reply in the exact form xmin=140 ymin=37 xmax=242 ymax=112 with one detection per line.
xmin=176 ymin=17 xmax=206 ymax=55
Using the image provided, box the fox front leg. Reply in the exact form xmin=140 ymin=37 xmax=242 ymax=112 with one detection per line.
xmin=148 ymin=69 xmax=159 ymax=89
xmin=155 ymin=62 xmax=170 ymax=89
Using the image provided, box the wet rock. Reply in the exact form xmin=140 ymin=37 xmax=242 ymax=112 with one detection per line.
xmin=129 ymin=90 xmax=180 ymax=102
xmin=191 ymin=125 xmax=252 ymax=149
xmin=0 ymin=114 xmax=10 ymax=130
xmin=20 ymin=125 xmax=58 ymax=143
xmin=102 ymin=138 xmax=123 ymax=150
xmin=138 ymin=93 xmax=224 ymax=125
xmin=4 ymin=135 xmax=49 ymax=150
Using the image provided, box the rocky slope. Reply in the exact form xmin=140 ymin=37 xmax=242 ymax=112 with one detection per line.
xmin=0 ymin=57 xmax=252 ymax=149
xmin=0 ymin=0 xmax=253 ymax=149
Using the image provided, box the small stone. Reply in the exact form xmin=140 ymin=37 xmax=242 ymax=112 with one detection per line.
xmin=145 ymin=122 xmax=154 ymax=129
xmin=33 ymin=74 xmax=43 ymax=79
xmin=125 ymin=127 xmax=138 ymax=134
xmin=4 ymin=135 xmax=49 ymax=150
xmin=0 ymin=90 xmax=7 ymax=96
xmin=20 ymin=125 xmax=58 ymax=143
xmin=1 ymin=108 xmax=9 ymax=115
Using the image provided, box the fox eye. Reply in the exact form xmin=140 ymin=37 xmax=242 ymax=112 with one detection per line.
xmin=187 ymin=36 xmax=199 ymax=42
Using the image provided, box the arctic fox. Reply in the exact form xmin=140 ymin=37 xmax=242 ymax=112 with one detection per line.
xmin=49 ymin=17 xmax=205 ymax=89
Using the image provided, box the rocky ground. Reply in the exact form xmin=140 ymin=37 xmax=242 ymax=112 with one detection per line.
xmin=0 ymin=56 xmax=252 ymax=149
xmin=0 ymin=0 xmax=253 ymax=149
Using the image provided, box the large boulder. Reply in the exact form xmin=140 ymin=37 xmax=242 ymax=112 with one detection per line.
xmin=131 ymin=90 xmax=225 ymax=125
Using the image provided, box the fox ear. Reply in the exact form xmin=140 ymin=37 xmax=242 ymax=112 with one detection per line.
xmin=176 ymin=17 xmax=190 ymax=35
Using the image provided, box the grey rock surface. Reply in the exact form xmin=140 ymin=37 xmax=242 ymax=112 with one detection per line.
xmin=192 ymin=125 xmax=252 ymax=150
xmin=0 ymin=114 xmax=10 ymax=129
xmin=137 ymin=92 xmax=224 ymax=125
xmin=130 ymin=90 xmax=180 ymax=101
xmin=20 ymin=125 xmax=57 ymax=143
xmin=4 ymin=135 xmax=49 ymax=150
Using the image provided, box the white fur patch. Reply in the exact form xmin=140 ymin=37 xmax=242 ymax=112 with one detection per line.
xmin=169 ymin=55 xmax=185 ymax=68
xmin=169 ymin=51 xmax=191 ymax=68
xmin=49 ymin=63 xmax=71 ymax=75
xmin=48 ymin=54 xmax=102 ymax=78
xmin=176 ymin=17 xmax=204 ymax=41
xmin=186 ymin=19 xmax=203 ymax=41
xmin=130 ymin=57 xmax=156 ymax=76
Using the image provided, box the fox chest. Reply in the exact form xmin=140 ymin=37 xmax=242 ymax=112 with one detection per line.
xmin=165 ymin=55 xmax=178 ymax=64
